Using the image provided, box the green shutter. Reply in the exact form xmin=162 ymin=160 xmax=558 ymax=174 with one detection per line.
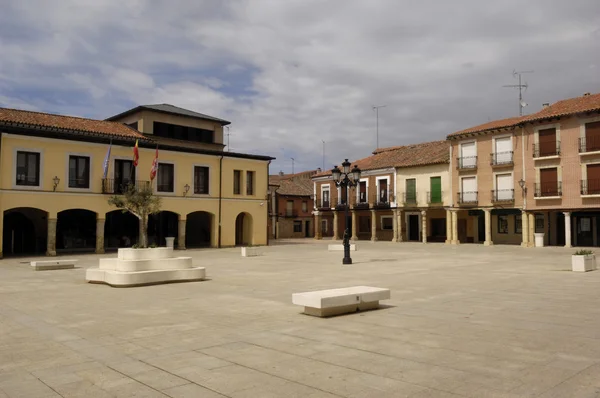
xmin=406 ymin=179 xmax=416 ymax=203
xmin=430 ymin=177 xmax=441 ymax=203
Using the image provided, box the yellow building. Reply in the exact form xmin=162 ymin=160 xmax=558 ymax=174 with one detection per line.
xmin=0 ymin=104 xmax=274 ymax=257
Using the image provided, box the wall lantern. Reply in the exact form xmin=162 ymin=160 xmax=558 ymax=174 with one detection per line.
xmin=52 ymin=176 xmax=60 ymax=192
xmin=183 ymin=183 xmax=190 ymax=196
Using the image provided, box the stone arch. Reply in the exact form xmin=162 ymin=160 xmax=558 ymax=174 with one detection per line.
xmin=186 ymin=211 xmax=214 ymax=248
xmin=104 ymin=209 xmax=139 ymax=249
xmin=148 ymin=211 xmax=179 ymax=247
xmin=57 ymin=209 xmax=97 ymax=252
xmin=235 ymin=212 xmax=253 ymax=246
xmin=3 ymin=207 xmax=48 ymax=256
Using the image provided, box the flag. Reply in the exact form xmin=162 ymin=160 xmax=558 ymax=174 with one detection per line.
xmin=133 ymin=139 xmax=139 ymax=167
xmin=102 ymin=140 xmax=112 ymax=178
xmin=150 ymin=146 xmax=159 ymax=181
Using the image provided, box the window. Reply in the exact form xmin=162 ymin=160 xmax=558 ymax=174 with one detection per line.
xmin=340 ymin=185 xmax=348 ymax=204
xmin=302 ymin=201 xmax=307 ymax=212
xmin=68 ymin=155 xmax=90 ymax=188
xmin=157 ymin=163 xmax=174 ymax=192
xmin=127 ymin=121 xmax=138 ymax=131
xmin=537 ymin=167 xmax=559 ymax=197
xmin=498 ymin=215 xmax=508 ymax=234
xmin=286 ymin=200 xmax=294 ymax=216
xmin=233 ymin=170 xmax=241 ymax=194
xmin=246 ymin=171 xmax=254 ymax=195
xmin=429 ymin=176 xmax=442 ymax=203
xmin=153 ymin=122 xmax=214 ymax=143
xmin=535 ymin=214 xmax=544 ymax=233
xmin=381 ymin=216 xmax=393 ymax=230
xmin=321 ymin=185 xmax=330 ymax=207
xmin=378 ymin=178 xmax=388 ymax=203
xmin=194 ymin=166 xmax=209 ymax=194
xmin=358 ymin=181 xmax=367 ymax=203
xmin=321 ymin=219 xmax=328 ymax=234
xmin=293 ymin=221 xmax=302 ymax=233
xmin=515 ymin=214 xmax=522 ymax=233
xmin=536 ymin=128 xmax=558 ymax=157
xmin=584 ymin=121 xmax=600 ymax=152
xmin=405 ymin=178 xmax=416 ymax=204
xmin=16 ymin=151 xmax=40 ymax=186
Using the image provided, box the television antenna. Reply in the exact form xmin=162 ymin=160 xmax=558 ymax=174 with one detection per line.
xmin=291 ymin=157 xmax=295 ymax=174
xmin=321 ymin=140 xmax=325 ymax=170
xmin=225 ymin=126 xmax=231 ymax=151
xmin=503 ymin=69 xmax=533 ymax=116
xmin=372 ymin=105 xmax=387 ymax=149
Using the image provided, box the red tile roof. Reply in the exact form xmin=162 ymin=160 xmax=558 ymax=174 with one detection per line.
xmin=0 ymin=107 xmax=145 ymax=139
xmin=447 ymin=116 xmax=524 ymax=138
xmin=314 ymin=140 xmax=449 ymax=177
xmin=269 ymin=170 xmax=318 ymax=196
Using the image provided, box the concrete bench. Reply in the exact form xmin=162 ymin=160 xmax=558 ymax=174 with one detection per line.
xmin=30 ymin=259 xmax=78 ymax=271
xmin=292 ymin=286 xmax=390 ymax=317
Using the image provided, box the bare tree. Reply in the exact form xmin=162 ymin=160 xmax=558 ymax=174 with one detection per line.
xmin=108 ymin=184 xmax=161 ymax=248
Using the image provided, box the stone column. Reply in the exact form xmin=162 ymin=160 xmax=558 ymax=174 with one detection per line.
xmin=96 ymin=218 xmax=105 ymax=254
xmin=397 ymin=210 xmax=404 ymax=242
xmin=445 ymin=209 xmax=452 ymax=244
xmin=314 ymin=212 xmax=322 ymax=240
xmin=0 ymin=210 xmax=4 ymax=258
xmin=46 ymin=218 xmax=57 ymax=256
xmin=392 ymin=209 xmax=398 ymax=242
xmin=351 ymin=210 xmax=358 ymax=241
xmin=178 ymin=217 xmax=186 ymax=250
xmin=521 ymin=211 xmax=529 ymax=247
xmin=528 ymin=213 xmax=535 ymax=247
xmin=484 ymin=209 xmax=493 ymax=246
xmin=370 ymin=210 xmax=378 ymax=241
xmin=333 ymin=211 xmax=339 ymax=240
xmin=564 ymin=212 xmax=572 ymax=248
xmin=421 ymin=210 xmax=427 ymax=244
xmin=451 ymin=210 xmax=459 ymax=245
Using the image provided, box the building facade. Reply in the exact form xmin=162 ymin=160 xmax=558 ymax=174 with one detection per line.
xmin=0 ymin=104 xmax=273 ymax=258
xmin=447 ymin=92 xmax=600 ymax=247
xmin=268 ymin=171 xmax=316 ymax=239
xmin=312 ymin=141 xmax=450 ymax=243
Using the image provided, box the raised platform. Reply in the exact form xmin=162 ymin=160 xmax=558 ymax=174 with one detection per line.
xmin=292 ymin=286 xmax=390 ymax=317
xmin=86 ymin=247 xmax=205 ymax=287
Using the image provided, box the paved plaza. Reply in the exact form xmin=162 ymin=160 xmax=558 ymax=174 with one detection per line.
xmin=1 ymin=240 xmax=600 ymax=397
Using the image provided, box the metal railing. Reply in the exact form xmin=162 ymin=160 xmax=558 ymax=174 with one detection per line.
xmin=490 ymin=151 xmax=513 ymax=166
xmin=491 ymin=189 xmax=514 ymax=202
xmin=456 ymin=156 xmax=477 ymax=170
xmin=534 ymin=182 xmax=562 ymax=197
xmin=403 ymin=192 xmax=417 ymax=205
xmin=353 ymin=202 xmax=370 ymax=209
xmin=457 ymin=191 xmax=478 ymax=204
xmin=373 ymin=200 xmax=391 ymax=209
xmin=315 ymin=199 xmax=331 ymax=209
xmin=68 ymin=178 xmax=89 ymax=189
xmin=579 ymin=137 xmax=600 ymax=153
xmin=102 ymin=178 xmax=150 ymax=194
xmin=427 ymin=191 xmax=443 ymax=204
xmin=157 ymin=183 xmax=174 ymax=192
xmin=533 ymin=141 xmax=561 ymax=158
xmin=283 ymin=210 xmax=298 ymax=217
xmin=581 ymin=179 xmax=600 ymax=195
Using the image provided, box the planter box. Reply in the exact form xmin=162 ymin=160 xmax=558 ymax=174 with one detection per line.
xmin=241 ymin=247 xmax=262 ymax=257
xmin=572 ymin=254 xmax=596 ymax=272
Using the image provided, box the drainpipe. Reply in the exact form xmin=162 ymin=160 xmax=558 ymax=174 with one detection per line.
xmin=521 ymin=126 xmax=526 ymax=210
xmin=218 ymin=154 xmax=224 ymax=248
xmin=267 ymin=160 xmax=271 ymax=245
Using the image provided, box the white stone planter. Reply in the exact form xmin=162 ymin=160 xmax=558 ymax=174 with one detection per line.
xmin=534 ymin=233 xmax=545 ymax=247
xmin=572 ymin=254 xmax=596 ymax=272
xmin=241 ymin=247 xmax=262 ymax=257
xmin=165 ymin=237 xmax=175 ymax=248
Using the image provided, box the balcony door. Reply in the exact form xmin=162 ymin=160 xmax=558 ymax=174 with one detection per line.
xmin=114 ymin=159 xmax=135 ymax=193
xmin=540 ymin=168 xmax=558 ymax=196
xmin=358 ymin=181 xmax=367 ymax=203
xmin=461 ymin=177 xmax=477 ymax=202
xmin=538 ymin=128 xmax=557 ymax=157
xmin=585 ymin=121 xmax=600 ymax=152
xmin=429 ymin=177 xmax=441 ymax=203
xmin=587 ymin=164 xmax=600 ymax=194
xmin=378 ymin=179 xmax=388 ymax=203
xmin=460 ymin=142 xmax=476 ymax=168
xmin=406 ymin=179 xmax=416 ymax=204
xmin=495 ymin=137 xmax=511 ymax=164
xmin=495 ymin=173 xmax=512 ymax=201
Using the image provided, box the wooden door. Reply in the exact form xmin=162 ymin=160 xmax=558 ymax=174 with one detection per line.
xmin=538 ymin=128 xmax=557 ymax=157
xmin=587 ymin=164 xmax=600 ymax=194
xmin=585 ymin=121 xmax=600 ymax=152
xmin=408 ymin=215 xmax=419 ymax=241
xmin=539 ymin=168 xmax=558 ymax=196
xmin=458 ymin=219 xmax=467 ymax=243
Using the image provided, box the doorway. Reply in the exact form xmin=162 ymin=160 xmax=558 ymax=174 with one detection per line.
xmin=478 ymin=214 xmax=485 ymax=243
xmin=408 ymin=214 xmax=419 ymax=241
xmin=305 ymin=220 xmax=310 ymax=238
xmin=235 ymin=212 xmax=253 ymax=246
xmin=114 ymin=159 xmax=135 ymax=193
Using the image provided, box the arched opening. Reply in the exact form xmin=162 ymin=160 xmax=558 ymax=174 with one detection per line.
xmin=186 ymin=211 xmax=214 ymax=248
xmin=3 ymin=208 xmax=47 ymax=256
xmin=235 ymin=212 xmax=253 ymax=246
xmin=105 ymin=210 xmax=139 ymax=249
xmin=148 ymin=211 xmax=179 ymax=247
xmin=57 ymin=209 xmax=96 ymax=253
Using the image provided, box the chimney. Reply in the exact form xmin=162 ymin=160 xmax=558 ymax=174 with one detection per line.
xmin=542 ymin=103 xmax=549 ymax=108
xmin=279 ymin=171 xmax=284 ymax=176
xmin=584 ymin=92 xmax=591 ymax=96
xmin=317 ymin=168 xmax=321 ymax=173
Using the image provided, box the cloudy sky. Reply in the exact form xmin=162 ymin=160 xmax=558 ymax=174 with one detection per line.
xmin=1 ymin=0 xmax=599 ymax=174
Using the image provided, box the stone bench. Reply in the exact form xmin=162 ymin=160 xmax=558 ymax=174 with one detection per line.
xmin=292 ymin=286 xmax=390 ymax=317
xmin=327 ymin=244 xmax=357 ymax=251
xmin=31 ymin=259 xmax=78 ymax=271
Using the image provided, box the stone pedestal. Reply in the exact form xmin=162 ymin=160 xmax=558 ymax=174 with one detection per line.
xmin=178 ymin=218 xmax=186 ymax=250
xmin=46 ymin=218 xmax=57 ymax=256
xmin=96 ymin=218 xmax=105 ymax=254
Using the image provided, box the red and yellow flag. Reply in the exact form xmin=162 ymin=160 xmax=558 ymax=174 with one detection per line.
xmin=150 ymin=147 xmax=158 ymax=180
xmin=133 ymin=140 xmax=139 ymax=167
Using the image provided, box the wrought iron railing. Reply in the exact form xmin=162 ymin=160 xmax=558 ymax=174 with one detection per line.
xmin=579 ymin=137 xmax=600 ymax=153
xmin=68 ymin=178 xmax=89 ymax=189
xmin=580 ymin=179 xmax=600 ymax=195
xmin=457 ymin=191 xmax=478 ymax=204
xmin=490 ymin=151 xmax=513 ymax=166
xmin=491 ymin=189 xmax=514 ymax=202
xmin=456 ymin=156 xmax=477 ymax=170
xmin=427 ymin=191 xmax=443 ymax=204
xmin=533 ymin=141 xmax=561 ymax=158
xmin=534 ymin=182 xmax=562 ymax=197
xmin=403 ymin=192 xmax=417 ymax=205
xmin=315 ymin=199 xmax=331 ymax=209
xmin=102 ymin=178 xmax=151 ymax=194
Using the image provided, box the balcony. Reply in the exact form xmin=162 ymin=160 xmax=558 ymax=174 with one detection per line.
xmin=491 ymin=189 xmax=514 ymax=203
xmin=457 ymin=191 xmax=478 ymax=205
xmin=427 ymin=191 xmax=443 ymax=205
xmin=533 ymin=142 xmax=561 ymax=158
xmin=373 ymin=200 xmax=391 ymax=209
xmin=580 ymin=180 xmax=600 ymax=196
xmin=534 ymin=182 xmax=562 ymax=198
xmin=353 ymin=201 xmax=370 ymax=210
xmin=335 ymin=202 xmax=349 ymax=210
xmin=579 ymin=137 xmax=600 ymax=154
xmin=490 ymin=151 xmax=513 ymax=167
xmin=456 ymin=156 xmax=477 ymax=170
xmin=403 ymin=193 xmax=417 ymax=206
xmin=102 ymin=178 xmax=150 ymax=194
xmin=283 ymin=210 xmax=298 ymax=217
xmin=315 ymin=199 xmax=332 ymax=210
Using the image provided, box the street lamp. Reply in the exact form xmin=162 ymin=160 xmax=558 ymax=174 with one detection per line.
xmin=331 ymin=159 xmax=361 ymax=264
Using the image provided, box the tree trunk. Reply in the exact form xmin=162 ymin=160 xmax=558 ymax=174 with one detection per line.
xmin=139 ymin=214 xmax=148 ymax=248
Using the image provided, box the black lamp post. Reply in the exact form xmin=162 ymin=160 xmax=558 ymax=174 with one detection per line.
xmin=332 ymin=159 xmax=361 ymax=265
